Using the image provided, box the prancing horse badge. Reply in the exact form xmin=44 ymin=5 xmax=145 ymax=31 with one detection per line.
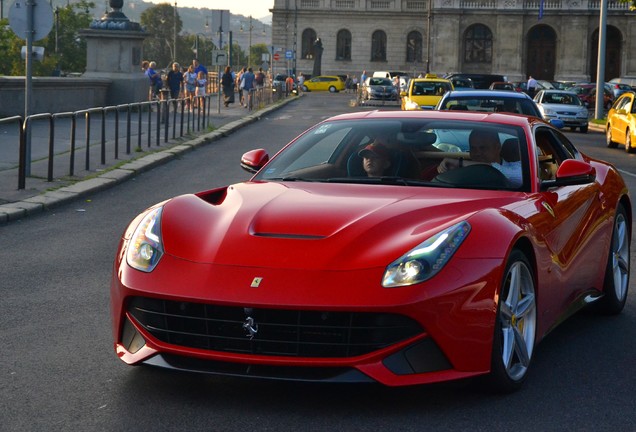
xmin=250 ymin=277 xmax=263 ymax=288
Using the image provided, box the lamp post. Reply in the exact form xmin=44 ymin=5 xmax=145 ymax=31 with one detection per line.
xmin=173 ymin=1 xmax=177 ymax=61
xmin=426 ymin=0 xmax=432 ymax=73
xmin=241 ymin=16 xmax=253 ymax=68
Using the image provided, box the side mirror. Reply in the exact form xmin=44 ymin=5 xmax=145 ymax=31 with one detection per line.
xmin=541 ymin=159 xmax=596 ymax=190
xmin=400 ymin=91 xmax=406 ymax=97
xmin=240 ymin=149 xmax=270 ymax=174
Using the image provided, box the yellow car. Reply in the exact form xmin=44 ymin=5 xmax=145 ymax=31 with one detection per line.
xmin=301 ymin=75 xmax=345 ymax=92
xmin=606 ymin=91 xmax=636 ymax=152
xmin=401 ymin=74 xmax=453 ymax=110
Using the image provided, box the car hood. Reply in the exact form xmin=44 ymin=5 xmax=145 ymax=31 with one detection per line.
xmin=539 ymin=102 xmax=587 ymax=112
xmin=160 ymin=182 xmax=519 ymax=269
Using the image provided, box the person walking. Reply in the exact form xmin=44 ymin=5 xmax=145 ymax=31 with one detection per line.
xmin=221 ymin=66 xmax=235 ymax=107
xmin=240 ymin=67 xmax=256 ymax=109
xmin=166 ymin=62 xmax=183 ymax=99
xmin=527 ymin=75 xmax=537 ymax=98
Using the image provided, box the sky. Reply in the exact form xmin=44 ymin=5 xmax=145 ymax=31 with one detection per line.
xmin=144 ymin=0 xmax=274 ymax=20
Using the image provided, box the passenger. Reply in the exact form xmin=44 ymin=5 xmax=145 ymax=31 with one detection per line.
xmin=437 ymin=129 xmax=522 ymax=187
xmin=358 ymin=142 xmax=392 ymax=177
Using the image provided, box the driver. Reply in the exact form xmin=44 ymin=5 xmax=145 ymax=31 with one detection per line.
xmin=437 ymin=129 xmax=522 ymax=187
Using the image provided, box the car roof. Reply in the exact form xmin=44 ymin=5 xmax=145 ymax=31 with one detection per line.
xmin=444 ymin=89 xmax=531 ymax=99
xmin=326 ymin=109 xmax=540 ymax=129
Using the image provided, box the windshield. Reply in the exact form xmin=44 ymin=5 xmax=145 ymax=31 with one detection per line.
xmin=439 ymin=96 xmax=541 ymax=117
xmin=254 ymin=118 xmax=529 ymax=191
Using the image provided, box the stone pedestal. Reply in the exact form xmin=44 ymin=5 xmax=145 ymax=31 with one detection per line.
xmin=80 ymin=28 xmax=148 ymax=105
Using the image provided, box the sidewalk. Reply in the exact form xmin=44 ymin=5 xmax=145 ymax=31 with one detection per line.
xmin=0 ymin=96 xmax=299 ymax=225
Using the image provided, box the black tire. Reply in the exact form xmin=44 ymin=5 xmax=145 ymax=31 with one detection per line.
xmin=302 ymin=85 xmax=309 ymax=92
xmin=329 ymin=86 xmax=337 ymax=93
xmin=597 ymin=203 xmax=630 ymax=314
xmin=487 ymin=249 xmax=537 ymax=393
xmin=606 ymin=124 xmax=618 ymax=148
xmin=625 ymin=129 xmax=634 ymax=153
xmin=580 ymin=125 xmax=588 ymax=133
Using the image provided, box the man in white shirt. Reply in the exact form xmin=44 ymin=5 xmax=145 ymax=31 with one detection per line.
xmin=438 ymin=129 xmax=523 ymax=187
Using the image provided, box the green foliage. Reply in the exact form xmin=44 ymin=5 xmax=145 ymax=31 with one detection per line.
xmin=0 ymin=2 xmax=93 ymax=76
xmin=141 ymin=3 xmax=183 ymax=69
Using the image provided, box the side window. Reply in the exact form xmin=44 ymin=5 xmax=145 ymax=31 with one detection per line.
xmin=534 ymin=127 xmax=577 ymax=181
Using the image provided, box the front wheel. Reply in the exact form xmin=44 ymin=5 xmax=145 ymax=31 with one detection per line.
xmin=580 ymin=125 xmax=588 ymax=133
xmin=606 ymin=124 xmax=618 ymax=148
xmin=487 ymin=249 xmax=536 ymax=392
xmin=625 ymin=129 xmax=634 ymax=153
xmin=302 ymin=85 xmax=309 ymax=92
xmin=597 ymin=203 xmax=630 ymax=314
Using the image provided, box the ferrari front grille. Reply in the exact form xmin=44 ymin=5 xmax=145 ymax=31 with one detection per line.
xmin=127 ymin=296 xmax=423 ymax=358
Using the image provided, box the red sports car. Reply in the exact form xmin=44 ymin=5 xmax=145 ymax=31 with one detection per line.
xmin=111 ymin=110 xmax=631 ymax=392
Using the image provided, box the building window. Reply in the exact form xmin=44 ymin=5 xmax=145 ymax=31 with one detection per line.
xmin=464 ymin=24 xmax=492 ymax=63
xmin=371 ymin=30 xmax=387 ymax=61
xmin=336 ymin=29 xmax=352 ymax=60
xmin=406 ymin=31 xmax=423 ymax=63
xmin=302 ymin=28 xmax=318 ymax=59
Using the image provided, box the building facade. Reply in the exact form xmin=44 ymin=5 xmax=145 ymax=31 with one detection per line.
xmin=270 ymin=0 xmax=635 ymax=82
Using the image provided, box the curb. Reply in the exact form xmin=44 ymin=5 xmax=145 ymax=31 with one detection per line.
xmin=0 ymin=97 xmax=299 ymax=225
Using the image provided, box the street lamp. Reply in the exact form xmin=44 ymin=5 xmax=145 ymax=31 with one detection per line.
xmin=240 ymin=16 xmax=253 ymax=68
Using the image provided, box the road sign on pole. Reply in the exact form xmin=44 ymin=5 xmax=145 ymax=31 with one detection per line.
xmin=273 ymin=53 xmax=280 ymax=61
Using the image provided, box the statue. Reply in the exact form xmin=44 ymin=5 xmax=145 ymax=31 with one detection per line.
xmin=312 ymin=38 xmax=323 ymax=77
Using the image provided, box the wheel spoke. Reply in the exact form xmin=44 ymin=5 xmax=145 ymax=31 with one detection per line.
xmin=515 ymin=293 xmax=536 ymax=319
xmin=512 ymin=325 xmax=531 ymax=367
xmin=501 ymin=326 xmax=514 ymax=369
xmin=505 ymin=264 xmax=521 ymax=310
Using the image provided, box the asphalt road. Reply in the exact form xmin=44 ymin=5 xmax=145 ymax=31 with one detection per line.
xmin=1 ymin=93 xmax=635 ymax=431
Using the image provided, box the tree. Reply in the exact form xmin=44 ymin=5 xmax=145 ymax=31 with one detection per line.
xmin=141 ymin=3 xmax=183 ymax=69
xmin=0 ymin=2 xmax=93 ymax=76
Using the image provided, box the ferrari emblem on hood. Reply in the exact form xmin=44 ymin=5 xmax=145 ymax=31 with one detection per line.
xmin=250 ymin=277 xmax=263 ymax=288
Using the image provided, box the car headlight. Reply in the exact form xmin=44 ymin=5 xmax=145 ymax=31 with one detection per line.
xmin=382 ymin=221 xmax=471 ymax=287
xmin=126 ymin=207 xmax=164 ymax=272
xmin=543 ymin=108 xmax=556 ymax=116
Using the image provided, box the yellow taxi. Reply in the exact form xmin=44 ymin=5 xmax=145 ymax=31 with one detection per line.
xmin=301 ymin=75 xmax=346 ymax=92
xmin=606 ymin=91 xmax=636 ymax=152
xmin=401 ymin=74 xmax=454 ymax=110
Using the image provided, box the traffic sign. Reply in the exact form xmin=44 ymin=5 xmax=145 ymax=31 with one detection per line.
xmin=9 ymin=0 xmax=54 ymax=41
xmin=285 ymin=50 xmax=293 ymax=59
xmin=273 ymin=53 xmax=280 ymax=61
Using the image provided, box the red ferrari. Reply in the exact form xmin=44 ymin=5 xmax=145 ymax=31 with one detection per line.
xmin=111 ymin=110 xmax=631 ymax=392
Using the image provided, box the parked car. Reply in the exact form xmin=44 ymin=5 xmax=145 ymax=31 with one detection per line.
xmin=606 ymin=91 xmax=636 ymax=152
xmin=449 ymin=76 xmax=474 ymax=91
xmin=570 ymin=83 xmax=613 ymax=109
xmin=606 ymin=81 xmax=632 ymax=99
xmin=436 ymin=89 xmax=543 ymax=117
xmin=361 ymin=77 xmax=399 ymax=101
xmin=401 ymin=74 xmax=453 ymax=110
xmin=301 ymin=75 xmax=345 ymax=92
xmin=444 ymin=73 xmax=507 ymax=89
xmin=533 ymin=89 xmax=589 ymax=133
xmin=111 ymin=110 xmax=631 ymax=393
xmin=609 ymin=76 xmax=636 ymax=91
xmin=489 ymin=82 xmax=517 ymax=91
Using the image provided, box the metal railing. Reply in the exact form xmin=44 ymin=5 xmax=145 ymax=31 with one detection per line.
xmin=1 ymin=87 xmax=289 ymax=190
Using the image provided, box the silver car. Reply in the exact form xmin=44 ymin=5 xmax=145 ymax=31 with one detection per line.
xmin=534 ymin=90 xmax=589 ymax=133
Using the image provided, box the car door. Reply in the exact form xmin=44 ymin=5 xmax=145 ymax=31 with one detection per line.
xmin=610 ymin=95 xmax=632 ymax=144
xmin=528 ymin=126 xmax=604 ymax=319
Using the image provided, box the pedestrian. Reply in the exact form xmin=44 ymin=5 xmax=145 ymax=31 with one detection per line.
xmin=145 ymin=61 xmax=162 ymax=100
xmin=193 ymin=59 xmax=208 ymax=77
xmin=166 ymin=62 xmax=183 ymax=99
xmin=360 ymin=70 xmax=367 ymax=84
xmin=527 ymin=75 xmax=537 ymax=98
xmin=221 ymin=65 xmax=235 ymax=107
xmin=236 ymin=67 xmax=247 ymax=106
xmin=240 ymin=67 xmax=256 ymax=109
xmin=298 ymin=73 xmax=305 ymax=93
xmin=183 ymin=64 xmax=197 ymax=110
xmin=255 ymin=67 xmax=266 ymax=88
xmin=195 ymin=70 xmax=207 ymax=108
